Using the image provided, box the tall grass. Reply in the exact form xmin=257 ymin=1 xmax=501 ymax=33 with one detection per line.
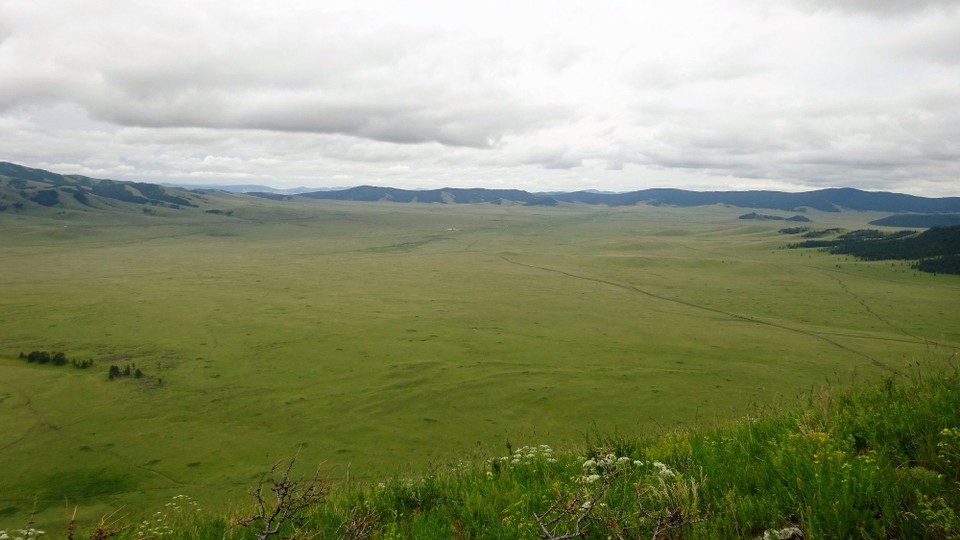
xmin=9 ymin=354 xmax=959 ymax=539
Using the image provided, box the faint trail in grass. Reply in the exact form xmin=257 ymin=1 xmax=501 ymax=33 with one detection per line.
xmin=0 ymin=383 xmax=57 ymax=451
xmin=822 ymin=271 xmax=919 ymax=339
xmin=496 ymin=254 xmax=903 ymax=375
xmin=363 ymin=234 xmax=451 ymax=253
xmin=0 ymin=380 xmax=190 ymax=487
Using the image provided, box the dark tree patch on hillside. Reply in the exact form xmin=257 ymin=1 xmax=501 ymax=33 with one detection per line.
xmin=133 ymin=182 xmax=196 ymax=207
xmin=92 ymin=182 xmax=150 ymax=204
xmin=787 ymin=226 xmax=960 ymax=274
xmin=739 ymin=212 xmax=810 ymax=222
xmin=72 ymin=188 xmax=92 ymax=206
xmin=801 ymin=228 xmax=844 ymax=238
xmin=870 ymin=213 xmax=960 ymax=228
xmin=30 ymin=189 xmax=60 ymax=206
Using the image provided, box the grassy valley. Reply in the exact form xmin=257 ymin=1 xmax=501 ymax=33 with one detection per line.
xmin=1 ymin=171 xmax=958 ymax=536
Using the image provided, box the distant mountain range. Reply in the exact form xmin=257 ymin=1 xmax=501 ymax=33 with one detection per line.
xmin=160 ymin=183 xmax=338 ymax=195
xmin=3 ymin=161 xmax=960 ymax=219
xmin=257 ymin=184 xmax=960 ymax=214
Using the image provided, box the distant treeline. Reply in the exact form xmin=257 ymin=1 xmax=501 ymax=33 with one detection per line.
xmin=17 ymin=350 xmax=157 ymax=382
xmin=19 ymin=350 xmax=93 ymax=369
xmin=778 ymin=227 xmax=843 ymax=238
xmin=787 ymin=226 xmax=960 ymax=275
xmin=740 ymin=212 xmax=810 ymax=222
xmin=108 ymin=362 xmax=144 ymax=380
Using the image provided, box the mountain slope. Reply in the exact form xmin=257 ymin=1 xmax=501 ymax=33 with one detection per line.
xmin=0 ymin=162 xmax=206 ymax=215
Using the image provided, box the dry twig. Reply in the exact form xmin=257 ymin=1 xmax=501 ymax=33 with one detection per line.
xmin=236 ymin=452 xmax=329 ymax=540
xmin=534 ymin=470 xmax=620 ymax=539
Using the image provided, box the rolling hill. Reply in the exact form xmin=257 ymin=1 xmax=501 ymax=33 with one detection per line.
xmin=0 ymin=162 xmax=206 ymax=214
xmin=4 ymin=161 xmax=960 ymax=216
xmin=266 ymin=185 xmax=960 ymax=213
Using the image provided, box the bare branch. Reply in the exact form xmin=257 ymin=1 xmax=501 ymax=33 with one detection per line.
xmin=336 ymin=505 xmax=381 ymax=540
xmin=534 ymin=469 xmax=619 ymax=540
xmin=235 ymin=452 xmax=329 ymax=540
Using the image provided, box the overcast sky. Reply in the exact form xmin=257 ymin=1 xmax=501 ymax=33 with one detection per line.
xmin=1 ymin=0 xmax=958 ymax=195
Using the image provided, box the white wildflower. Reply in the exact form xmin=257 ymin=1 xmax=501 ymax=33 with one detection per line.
xmin=760 ymin=526 xmax=803 ymax=540
xmin=653 ymin=461 xmax=675 ymax=477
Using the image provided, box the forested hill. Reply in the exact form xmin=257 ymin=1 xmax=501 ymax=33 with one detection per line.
xmin=0 ymin=161 xmax=204 ymax=213
xmin=788 ymin=226 xmax=960 ymax=274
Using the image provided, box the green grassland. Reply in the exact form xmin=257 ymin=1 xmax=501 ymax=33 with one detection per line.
xmin=1 ymin=198 xmax=957 ymax=533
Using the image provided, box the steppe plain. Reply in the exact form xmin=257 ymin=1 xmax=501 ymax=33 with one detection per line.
xmin=1 ymin=197 xmax=957 ymax=528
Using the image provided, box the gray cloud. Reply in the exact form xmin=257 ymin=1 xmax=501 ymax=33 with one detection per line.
xmin=0 ymin=0 xmax=958 ymax=196
xmin=0 ymin=2 xmax=568 ymax=148
xmin=790 ymin=0 xmax=959 ymax=16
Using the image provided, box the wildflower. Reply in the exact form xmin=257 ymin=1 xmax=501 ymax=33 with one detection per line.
xmin=582 ymin=459 xmax=597 ymax=469
xmin=653 ymin=461 xmax=675 ymax=477
xmin=581 ymin=501 xmax=593 ymax=510
xmin=760 ymin=526 xmax=803 ymax=539
xmin=582 ymin=474 xmax=601 ymax=484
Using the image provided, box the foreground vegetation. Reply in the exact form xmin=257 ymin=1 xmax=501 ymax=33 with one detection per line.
xmin=7 ymin=354 xmax=958 ymax=539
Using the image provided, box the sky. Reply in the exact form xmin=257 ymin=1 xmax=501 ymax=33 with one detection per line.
xmin=1 ymin=0 xmax=958 ymax=196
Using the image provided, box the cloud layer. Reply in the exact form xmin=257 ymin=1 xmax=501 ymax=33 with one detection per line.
xmin=1 ymin=0 xmax=958 ymax=195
